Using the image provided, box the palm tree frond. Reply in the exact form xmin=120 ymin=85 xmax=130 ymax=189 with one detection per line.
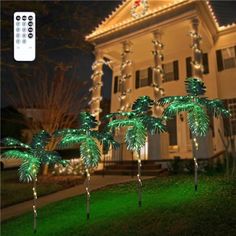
xmin=80 ymin=137 xmax=100 ymax=168
xmin=18 ymin=159 xmax=40 ymax=182
xmin=158 ymin=96 xmax=189 ymax=106
xmin=125 ymin=121 xmax=146 ymax=152
xmin=79 ymin=112 xmax=97 ymax=130
xmin=141 ymin=116 xmax=166 ymax=135
xmin=185 ymin=77 xmax=206 ymax=96
xmin=58 ymin=134 xmax=86 ymax=148
xmin=188 ymin=105 xmax=209 ymax=136
xmin=53 ymin=129 xmax=81 ymax=137
xmin=132 ymin=96 xmax=153 ymax=113
xmin=108 ymin=119 xmax=136 ymax=130
xmin=2 ymin=150 xmax=32 ymax=160
xmin=31 ymin=130 xmax=51 ymax=149
xmin=1 ymin=137 xmax=30 ymax=149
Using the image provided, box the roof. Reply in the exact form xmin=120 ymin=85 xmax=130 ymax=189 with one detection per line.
xmin=85 ymin=0 xmax=236 ymax=42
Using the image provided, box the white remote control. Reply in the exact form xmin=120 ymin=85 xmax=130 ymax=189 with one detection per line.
xmin=14 ymin=12 xmax=36 ymax=61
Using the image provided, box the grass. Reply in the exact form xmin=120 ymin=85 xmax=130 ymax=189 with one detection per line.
xmin=2 ymin=174 xmax=236 ymax=236
xmin=1 ymin=169 xmax=83 ymax=208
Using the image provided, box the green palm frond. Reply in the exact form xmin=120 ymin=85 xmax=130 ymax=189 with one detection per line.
xmin=80 ymin=112 xmax=97 ymax=130
xmin=1 ymin=137 xmax=30 ymax=149
xmin=18 ymin=158 xmax=40 ymax=182
xmin=163 ymin=101 xmax=194 ymax=118
xmin=158 ymin=96 xmax=189 ymax=106
xmin=80 ymin=137 xmax=101 ymax=168
xmin=99 ymin=131 xmax=120 ymax=153
xmin=108 ymin=119 xmax=137 ymax=130
xmin=53 ymin=129 xmax=82 ymax=137
xmin=37 ymin=150 xmax=62 ymax=165
xmin=141 ymin=115 xmax=166 ymax=135
xmin=185 ymin=77 xmax=206 ymax=96
xmin=199 ymin=98 xmax=230 ymax=117
xmin=104 ymin=111 xmax=132 ymax=120
xmin=187 ymin=105 xmax=209 ymax=136
xmin=126 ymin=123 xmax=146 ymax=152
xmin=31 ymin=130 xmax=51 ymax=149
xmin=2 ymin=150 xmax=33 ymax=160
xmin=59 ymin=134 xmax=86 ymax=148
xmin=132 ymin=96 xmax=153 ymax=113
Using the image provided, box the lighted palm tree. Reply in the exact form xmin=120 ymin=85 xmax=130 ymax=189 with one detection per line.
xmin=55 ymin=112 xmax=118 ymax=219
xmin=158 ymin=77 xmax=230 ymax=190
xmin=106 ymin=96 xmax=165 ymax=207
xmin=1 ymin=130 xmax=65 ymax=233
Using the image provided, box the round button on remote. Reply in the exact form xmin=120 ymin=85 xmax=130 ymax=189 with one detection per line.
xmin=22 ymin=16 xmax=27 ymax=20
xmin=16 ymin=39 xmax=20 ymax=44
xmin=28 ymin=16 xmax=33 ymax=20
xmin=16 ymin=33 xmax=20 ymax=38
xmin=22 ymin=33 xmax=26 ymax=38
xmin=28 ymin=33 xmax=33 ymax=38
xmin=22 ymin=39 xmax=27 ymax=44
xmin=28 ymin=21 xmax=33 ymax=26
xmin=16 ymin=28 xmax=20 ymax=32
xmin=28 ymin=27 xmax=33 ymax=32
xmin=16 ymin=22 xmax=20 ymax=26
xmin=22 ymin=22 xmax=26 ymax=26
xmin=16 ymin=16 xmax=21 ymax=20
xmin=22 ymin=28 xmax=26 ymax=32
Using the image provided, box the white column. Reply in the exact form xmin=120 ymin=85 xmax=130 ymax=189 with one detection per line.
xmin=190 ymin=18 xmax=204 ymax=80
xmin=152 ymin=30 xmax=165 ymax=116
xmin=190 ymin=18 xmax=213 ymax=159
xmin=148 ymin=30 xmax=169 ymax=160
xmin=119 ymin=40 xmax=132 ymax=112
xmin=89 ymin=49 xmax=104 ymax=122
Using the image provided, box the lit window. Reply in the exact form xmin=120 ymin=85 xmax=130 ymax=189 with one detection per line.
xmin=222 ymin=47 xmax=236 ymax=69
xmin=163 ymin=60 xmax=179 ymax=82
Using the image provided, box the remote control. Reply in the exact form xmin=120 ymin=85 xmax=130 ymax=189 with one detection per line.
xmin=14 ymin=12 xmax=36 ymax=61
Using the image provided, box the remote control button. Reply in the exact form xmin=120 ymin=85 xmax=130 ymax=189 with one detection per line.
xmin=22 ymin=16 xmax=27 ymax=20
xmin=22 ymin=33 xmax=26 ymax=38
xmin=22 ymin=28 xmax=26 ymax=32
xmin=16 ymin=16 xmax=21 ymax=20
xmin=22 ymin=39 xmax=27 ymax=44
xmin=28 ymin=33 xmax=33 ymax=38
xmin=16 ymin=22 xmax=20 ymax=26
xmin=16 ymin=33 xmax=20 ymax=38
xmin=22 ymin=22 xmax=26 ymax=26
xmin=28 ymin=21 xmax=33 ymax=26
xmin=28 ymin=16 xmax=33 ymax=20
xmin=16 ymin=39 xmax=20 ymax=44
xmin=16 ymin=28 xmax=20 ymax=32
xmin=28 ymin=27 xmax=33 ymax=32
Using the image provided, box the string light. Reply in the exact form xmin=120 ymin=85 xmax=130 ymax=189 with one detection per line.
xmin=85 ymin=168 xmax=90 ymax=220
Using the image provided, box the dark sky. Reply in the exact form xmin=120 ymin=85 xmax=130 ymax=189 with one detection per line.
xmin=1 ymin=0 xmax=236 ymax=108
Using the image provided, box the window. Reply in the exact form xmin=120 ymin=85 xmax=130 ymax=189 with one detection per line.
xmin=223 ymin=98 xmax=236 ymax=136
xmin=135 ymin=67 xmax=152 ymax=89
xmin=113 ymin=76 xmax=121 ymax=93
xmin=216 ymin=46 xmax=236 ymax=71
xmin=186 ymin=53 xmax=209 ymax=77
xmin=166 ymin=116 xmax=177 ymax=146
xmin=163 ymin=60 xmax=179 ymax=82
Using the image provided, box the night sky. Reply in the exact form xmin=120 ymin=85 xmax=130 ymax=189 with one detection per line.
xmin=1 ymin=1 xmax=236 ymax=108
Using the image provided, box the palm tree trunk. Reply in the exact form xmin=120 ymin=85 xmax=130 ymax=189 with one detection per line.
xmin=85 ymin=168 xmax=90 ymax=220
xmin=193 ymin=137 xmax=199 ymax=191
xmin=137 ymin=151 xmax=142 ymax=207
xmin=32 ymin=178 xmax=37 ymax=233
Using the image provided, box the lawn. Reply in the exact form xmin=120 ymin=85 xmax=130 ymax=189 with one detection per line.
xmin=1 ymin=169 xmax=84 ymax=208
xmin=2 ymin=174 xmax=236 ymax=236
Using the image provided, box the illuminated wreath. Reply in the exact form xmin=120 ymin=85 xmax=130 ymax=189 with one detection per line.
xmin=131 ymin=0 xmax=149 ymax=19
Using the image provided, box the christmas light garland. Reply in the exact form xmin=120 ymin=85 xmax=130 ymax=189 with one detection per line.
xmin=131 ymin=0 xmax=149 ymax=19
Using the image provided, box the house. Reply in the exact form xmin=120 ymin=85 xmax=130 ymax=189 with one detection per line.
xmin=86 ymin=0 xmax=236 ymax=161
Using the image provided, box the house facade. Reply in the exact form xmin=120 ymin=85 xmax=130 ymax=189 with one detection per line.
xmin=86 ymin=0 xmax=236 ymax=161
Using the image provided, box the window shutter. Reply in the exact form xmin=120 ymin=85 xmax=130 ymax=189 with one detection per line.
xmin=173 ymin=60 xmax=179 ymax=80
xmin=186 ymin=57 xmax=192 ymax=77
xmin=216 ymin=49 xmax=223 ymax=71
xmin=135 ymin=70 xmax=140 ymax=89
xmin=203 ymin=53 xmax=209 ymax=74
xmin=114 ymin=76 xmax=118 ymax=93
xmin=148 ymin=67 xmax=153 ymax=85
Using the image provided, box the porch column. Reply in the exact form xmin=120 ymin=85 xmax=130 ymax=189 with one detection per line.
xmin=191 ymin=18 xmax=203 ymax=80
xmin=190 ymin=18 xmax=213 ymax=159
xmin=90 ymin=49 xmax=104 ymax=122
xmin=152 ymin=30 xmax=165 ymax=116
xmin=148 ymin=30 xmax=169 ymax=160
xmin=119 ymin=40 xmax=132 ymax=112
